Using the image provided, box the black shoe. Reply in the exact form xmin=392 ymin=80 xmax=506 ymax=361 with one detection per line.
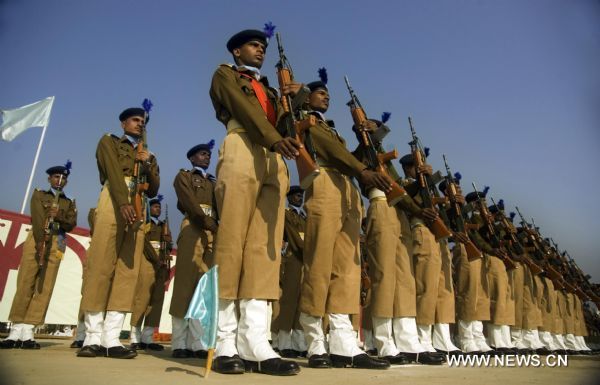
xmin=21 ymin=340 xmax=41 ymax=349
xmin=308 ymin=354 xmax=331 ymax=368
xmin=382 ymin=354 xmax=410 ymax=365
xmin=194 ymin=350 xmax=208 ymax=359
xmin=146 ymin=343 xmax=164 ymax=351
xmin=298 ymin=350 xmax=308 ymax=358
xmin=365 ymin=348 xmax=378 ymax=356
xmin=243 ymin=357 xmax=300 ymax=376
xmin=105 ymin=346 xmax=137 ymax=359
xmin=279 ymin=349 xmax=300 ymax=358
xmin=172 ymin=349 xmax=192 ymax=358
xmin=436 ymin=349 xmax=463 ymax=357
xmin=0 ymin=339 xmax=19 ymax=349
xmin=130 ymin=342 xmax=143 ymax=350
xmin=70 ymin=340 xmax=83 ymax=349
xmin=330 ymin=353 xmax=390 ymax=369
xmin=401 ymin=351 xmax=445 ymax=365
xmin=77 ymin=344 xmax=103 ymax=358
xmin=213 ymin=355 xmax=245 ymax=374
xmin=535 ymin=347 xmax=552 ymax=356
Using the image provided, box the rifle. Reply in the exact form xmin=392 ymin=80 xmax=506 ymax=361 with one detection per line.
xmin=550 ymin=240 xmax=586 ymax=297
xmin=160 ymin=203 xmax=173 ymax=270
xmin=343 ymin=76 xmax=406 ymax=206
xmin=407 ymin=118 xmax=451 ymax=240
xmin=37 ymin=173 xmax=66 ymax=268
xmin=471 ymin=183 xmax=516 ymax=270
xmin=564 ymin=251 xmax=600 ymax=306
xmin=275 ymin=33 xmax=320 ymax=189
xmin=131 ymin=99 xmax=152 ymax=231
xmin=490 ymin=198 xmax=544 ymax=275
xmin=441 ymin=155 xmax=481 ymax=260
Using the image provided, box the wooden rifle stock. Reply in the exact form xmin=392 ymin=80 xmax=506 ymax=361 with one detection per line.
xmin=132 ymin=139 xmax=149 ymax=231
xmin=37 ymin=175 xmax=65 ymax=268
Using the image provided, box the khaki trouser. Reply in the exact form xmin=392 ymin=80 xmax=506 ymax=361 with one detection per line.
xmin=273 ymin=252 xmax=303 ymax=332
xmin=81 ymin=184 xmax=145 ymax=312
xmin=539 ymin=277 xmax=556 ymax=333
xmin=9 ymin=233 xmax=62 ymax=325
xmin=487 ymin=255 xmax=514 ymax=325
xmin=143 ymin=266 xmax=168 ymax=327
xmin=521 ymin=265 xmax=542 ymax=329
xmin=554 ymin=290 xmax=567 ymax=335
xmin=130 ymin=244 xmax=161 ymax=327
xmin=509 ymin=262 xmax=525 ymax=328
xmin=169 ymin=218 xmax=213 ymax=318
xmin=454 ymin=244 xmax=490 ymax=322
xmin=366 ymin=199 xmax=416 ymax=318
xmin=574 ymin=296 xmax=588 ymax=337
xmin=299 ymin=169 xmax=362 ymax=316
xmin=564 ymin=292 xmax=576 ymax=335
xmin=213 ymin=132 xmax=287 ymax=300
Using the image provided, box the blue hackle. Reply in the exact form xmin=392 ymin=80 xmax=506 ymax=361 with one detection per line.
xmin=156 ymin=194 xmax=164 ymax=203
xmin=509 ymin=212 xmax=516 ymax=221
xmin=498 ymin=199 xmax=505 ymax=210
xmin=318 ymin=67 xmax=328 ymax=85
xmin=142 ymin=98 xmax=153 ymax=113
xmin=381 ymin=112 xmax=391 ymax=123
xmin=207 ymin=139 xmax=215 ymax=150
xmin=64 ymin=159 xmax=72 ymax=171
xmin=482 ymin=186 xmax=490 ymax=196
xmin=263 ymin=21 xmax=276 ymax=38
xmin=454 ymin=172 xmax=462 ymax=182
xmin=424 ymin=147 xmax=430 ymax=157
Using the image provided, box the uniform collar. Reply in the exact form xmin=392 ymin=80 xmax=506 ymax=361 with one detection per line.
xmin=235 ymin=64 xmax=261 ymax=80
xmin=150 ymin=216 xmax=159 ymax=225
xmin=123 ymin=134 xmax=140 ymax=147
xmin=289 ymin=204 xmax=306 ymax=218
xmin=193 ymin=166 xmax=208 ymax=178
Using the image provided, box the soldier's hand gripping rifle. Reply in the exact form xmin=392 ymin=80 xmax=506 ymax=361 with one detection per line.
xmin=442 ymin=155 xmax=481 ymax=260
xmin=275 ymin=33 xmax=320 ymax=189
xmin=472 ymin=183 xmax=516 ymax=270
xmin=161 ymin=203 xmax=173 ymax=270
xmin=564 ymin=250 xmax=600 ymax=306
xmin=550 ymin=239 xmax=585 ymax=297
xmin=131 ymin=99 xmax=152 ymax=231
xmin=406 ymin=118 xmax=451 ymax=240
xmin=343 ymin=76 xmax=406 ymax=206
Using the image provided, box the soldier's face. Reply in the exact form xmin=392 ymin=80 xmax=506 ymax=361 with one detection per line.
xmin=288 ymin=192 xmax=303 ymax=207
xmin=121 ymin=116 xmax=145 ymax=138
xmin=403 ymin=164 xmax=416 ymax=179
xmin=150 ymin=203 xmax=161 ymax=217
xmin=308 ymin=89 xmax=329 ymax=113
xmin=48 ymin=174 xmax=67 ymax=189
xmin=233 ymin=40 xmax=265 ymax=68
xmin=190 ymin=150 xmax=211 ymax=169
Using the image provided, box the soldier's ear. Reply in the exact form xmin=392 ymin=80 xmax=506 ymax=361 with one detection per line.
xmin=232 ymin=48 xmax=241 ymax=62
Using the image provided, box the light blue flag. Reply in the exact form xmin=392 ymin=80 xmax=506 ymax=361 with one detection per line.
xmin=184 ymin=265 xmax=219 ymax=349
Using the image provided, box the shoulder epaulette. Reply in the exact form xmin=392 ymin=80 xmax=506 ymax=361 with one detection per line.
xmin=180 ymin=168 xmax=190 ymax=173
xmin=106 ymin=133 xmax=120 ymax=140
xmin=219 ymin=63 xmax=235 ymax=69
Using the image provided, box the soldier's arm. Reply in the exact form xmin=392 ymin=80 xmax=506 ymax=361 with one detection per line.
xmin=30 ymin=190 xmax=45 ymax=244
xmin=210 ymin=66 xmax=283 ymax=149
xmin=173 ymin=171 xmax=208 ymax=226
xmin=145 ymin=155 xmax=160 ymax=198
xmin=96 ymin=135 xmax=130 ymax=207
xmin=143 ymin=238 xmax=160 ymax=266
xmin=56 ymin=198 xmax=77 ymax=232
xmin=311 ymin=127 xmax=366 ymax=179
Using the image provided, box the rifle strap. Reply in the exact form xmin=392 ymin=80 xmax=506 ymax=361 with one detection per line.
xmin=238 ymin=73 xmax=277 ymax=126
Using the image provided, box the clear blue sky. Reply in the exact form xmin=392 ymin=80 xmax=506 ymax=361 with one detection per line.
xmin=1 ymin=0 xmax=599 ymax=279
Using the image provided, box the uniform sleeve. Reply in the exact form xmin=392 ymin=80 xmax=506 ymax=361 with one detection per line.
xmin=210 ymin=66 xmax=283 ymax=149
xmin=96 ymin=135 xmax=130 ymax=207
xmin=30 ymin=191 xmax=45 ymax=244
xmin=173 ymin=171 xmax=207 ymax=226
xmin=143 ymin=239 xmax=160 ymax=265
xmin=145 ymin=154 xmax=160 ymax=198
xmin=283 ymin=211 xmax=304 ymax=257
xmin=468 ymin=216 xmax=495 ymax=254
xmin=311 ymin=126 xmax=366 ymax=178
xmin=56 ymin=198 xmax=77 ymax=232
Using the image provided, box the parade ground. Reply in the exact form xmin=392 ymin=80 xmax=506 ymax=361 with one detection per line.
xmin=1 ymin=338 xmax=599 ymax=385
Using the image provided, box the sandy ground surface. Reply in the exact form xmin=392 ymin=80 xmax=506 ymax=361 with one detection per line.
xmin=1 ymin=339 xmax=599 ymax=385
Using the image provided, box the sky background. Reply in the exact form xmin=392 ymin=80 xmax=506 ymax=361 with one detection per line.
xmin=1 ymin=0 xmax=599 ymax=279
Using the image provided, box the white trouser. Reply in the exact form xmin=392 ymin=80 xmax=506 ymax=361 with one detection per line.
xmin=171 ymin=317 xmax=188 ymax=350
xmin=501 ymin=325 xmax=515 ymax=348
xmin=564 ymin=334 xmax=579 ymax=350
xmin=299 ymin=313 xmax=328 ymax=356
xmin=539 ymin=331 xmax=559 ymax=350
xmin=554 ymin=334 xmax=567 ymax=350
xmin=522 ymin=329 xmax=545 ymax=349
xmin=472 ymin=321 xmax=492 ymax=352
xmin=278 ymin=329 xmax=293 ymax=350
xmin=291 ymin=329 xmax=307 ymax=352
xmin=510 ymin=327 xmax=527 ymax=349
xmin=237 ymin=299 xmax=279 ymax=361
xmin=188 ymin=319 xmax=207 ymax=351
xmin=83 ymin=311 xmax=104 ymax=346
xmin=417 ymin=324 xmax=436 ymax=352
xmin=130 ymin=326 xmax=142 ymax=344
xmin=372 ymin=317 xmax=399 ymax=357
xmin=7 ymin=323 xmax=24 ymax=341
xmin=215 ymin=299 xmax=238 ymax=357
xmin=433 ymin=323 xmax=460 ymax=352
xmin=75 ymin=320 xmax=86 ymax=341
xmin=21 ymin=324 xmax=35 ymax=341
xmin=458 ymin=320 xmax=479 ymax=353
xmin=576 ymin=336 xmax=590 ymax=351
xmin=393 ymin=317 xmax=425 ymax=353
xmin=361 ymin=328 xmax=374 ymax=351
xmin=101 ymin=311 xmax=125 ymax=348
xmin=487 ymin=324 xmax=510 ymax=348
xmin=141 ymin=326 xmax=155 ymax=344
xmin=328 ymin=313 xmax=363 ymax=357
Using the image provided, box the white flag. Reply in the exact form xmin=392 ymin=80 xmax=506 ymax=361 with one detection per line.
xmin=0 ymin=96 xmax=55 ymax=142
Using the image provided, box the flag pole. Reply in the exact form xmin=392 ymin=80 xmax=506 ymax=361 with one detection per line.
xmin=20 ymin=123 xmax=49 ymax=214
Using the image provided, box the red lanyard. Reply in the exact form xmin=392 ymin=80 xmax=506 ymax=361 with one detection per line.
xmin=239 ymin=72 xmax=277 ymax=126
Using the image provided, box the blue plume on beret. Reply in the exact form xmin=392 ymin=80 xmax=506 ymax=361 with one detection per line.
xmin=207 ymin=139 xmax=215 ymax=150
xmin=64 ymin=159 xmax=72 ymax=171
xmin=381 ymin=112 xmax=391 ymax=123
xmin=498 ymin=199 xmax=505 ymax=210
xmin=318 ymin=67 xmax=328 ymax=85
xmin=482 ymin=186 xmax=490 ymax=196
xmin=142 ymin=98 xmax=153 ymax=113
xmin=509 ymin=212 xmax=516 ymax=221
xmin=424 ymin=147 xmax=430 ymax=157
xmin=453 ymin=171 xmax=462 ymax=182
xmin=156 ymin=194 xmax=164 ymax=203
xmin=263 ymin=21 xmax=276 ymax=38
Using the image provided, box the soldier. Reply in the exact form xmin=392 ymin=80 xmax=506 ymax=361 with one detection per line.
xmin=169 ymin=142 xmax=217 ymax=359
xmin=271 ymin=185 xmax=308 ymax=358
xmin=352 ymin=120 xmax=445 ymax=365
xmin=297 ymin=73 xmax=391 ymax=370
xmin=399 ymin=154 xmax=460 ymax=355
xmin=129 ymin=195 xmax=171 ymax=351
xmin=209 ymin=27 xmax=303 ymax=375
xmin=78 ymin=107 xmax=160 ymax=359
xmin=1 ymin=162 xmax=77 ymax=349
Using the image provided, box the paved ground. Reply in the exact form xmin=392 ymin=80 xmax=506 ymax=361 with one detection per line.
xmin=1 ymin=339 xmax=599 ymax=385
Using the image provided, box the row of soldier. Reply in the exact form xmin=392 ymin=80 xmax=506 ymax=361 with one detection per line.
xmin=1 ymin=25 xmax=599 ymax=377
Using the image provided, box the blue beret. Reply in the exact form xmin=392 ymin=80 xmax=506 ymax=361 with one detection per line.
xmin=226 ymin=29 xmax=269 ymax=53
xmin=119 ymin=108 xmax=145 ymax=122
